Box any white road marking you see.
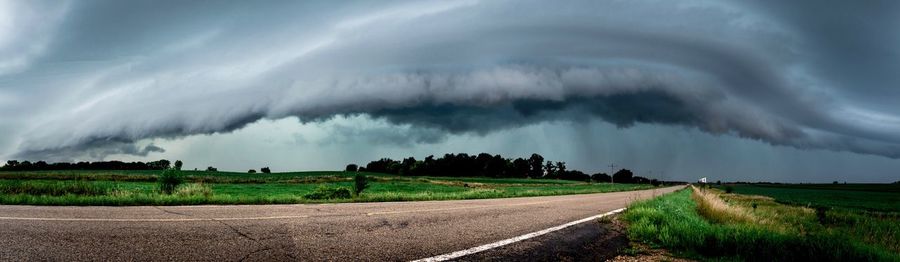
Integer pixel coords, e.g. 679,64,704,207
410,207,627,262
0,215,309,222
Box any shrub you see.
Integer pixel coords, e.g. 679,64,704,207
815,206,830,224
248,169,256,174
345,164,359,172
353,174,369,196
724,185,734,193
206,166,217,172
158,169,183,194
304,186,352,200
261,167,271,173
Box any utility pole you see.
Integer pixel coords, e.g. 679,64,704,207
609,164,617,183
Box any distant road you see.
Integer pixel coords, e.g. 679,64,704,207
0,186,682,261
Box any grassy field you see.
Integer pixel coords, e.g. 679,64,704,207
721,183,900,212
0,170,655,205
621,185,900,261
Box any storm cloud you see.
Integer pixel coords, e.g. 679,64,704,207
2,0,900,162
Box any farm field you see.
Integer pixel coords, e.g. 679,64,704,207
621,184,900,261
721,183,900,212
0,170,654,205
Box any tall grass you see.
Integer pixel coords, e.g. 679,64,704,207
175,183,212,197
0,180,112,196
623,188,899,261
828,209,900,253
692,186,758,224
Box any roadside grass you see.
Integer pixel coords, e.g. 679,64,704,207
622,187,899,261
0,172,657,205
692,187,758,224
175,183,212,197
0,180,114,196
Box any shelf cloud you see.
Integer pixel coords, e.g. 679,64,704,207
3,0,900,162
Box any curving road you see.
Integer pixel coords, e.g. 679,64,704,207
0,186,682,261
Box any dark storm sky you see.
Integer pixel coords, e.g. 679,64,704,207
1,0,899,182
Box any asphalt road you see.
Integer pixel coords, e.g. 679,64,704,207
0,186,682,261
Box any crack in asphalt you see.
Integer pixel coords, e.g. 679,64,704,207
211,219,279,261
153,206,190,217
157,205,277,261
158,205,278,261
214,219,257,242
237,246,272,262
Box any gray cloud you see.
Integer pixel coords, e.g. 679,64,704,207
3,0,900,162
316,121,447,147
15,142,165,161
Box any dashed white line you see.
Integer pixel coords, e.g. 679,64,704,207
410,207,627,262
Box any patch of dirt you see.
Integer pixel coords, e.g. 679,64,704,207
608,243,694,262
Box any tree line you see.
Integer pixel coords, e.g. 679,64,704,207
1,160,174,171
350,153,660,184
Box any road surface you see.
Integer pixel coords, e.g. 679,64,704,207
0,186,682,261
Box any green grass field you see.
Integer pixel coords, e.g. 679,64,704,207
0,170,654,205
722,184,900,212
622,185,900,261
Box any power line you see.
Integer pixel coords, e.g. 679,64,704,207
609,164,616,183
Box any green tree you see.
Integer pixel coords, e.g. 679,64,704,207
158,169,183,194
543,161,556,178
613,169,633,183
512,158,530,178
3,160,19,170
353,174,369,196
528,154,544,178
555,162,566,174
174,160,183,171
152,159,171,170
592,173,611,182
